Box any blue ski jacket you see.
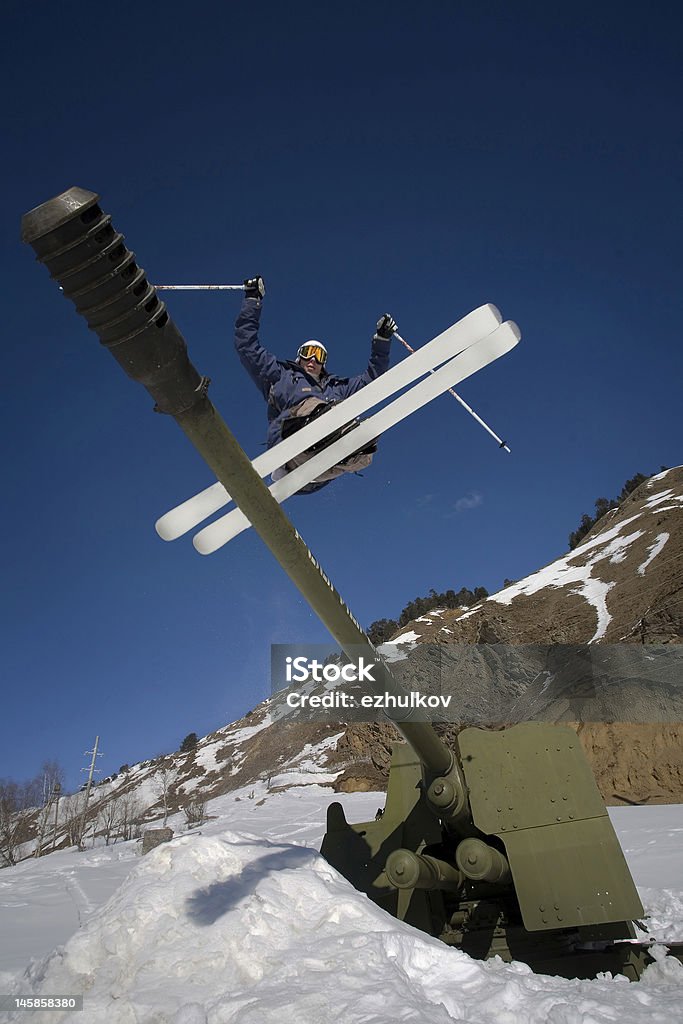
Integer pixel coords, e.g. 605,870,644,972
234,297,392,448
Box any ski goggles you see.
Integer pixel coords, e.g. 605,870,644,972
297,342,328,365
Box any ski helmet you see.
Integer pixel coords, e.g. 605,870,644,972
297,341,328,366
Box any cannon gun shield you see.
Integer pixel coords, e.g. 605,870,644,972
458,724,643,932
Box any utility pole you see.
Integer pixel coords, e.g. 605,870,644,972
78,736,103,847
51,782,61,851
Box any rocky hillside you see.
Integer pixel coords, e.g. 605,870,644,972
409,466,683,647
32,468,683,851
349,466,683,803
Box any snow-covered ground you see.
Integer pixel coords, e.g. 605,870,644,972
0,784,681,1023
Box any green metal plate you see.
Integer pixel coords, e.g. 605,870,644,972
459,723,605,833
501,816,643,930
459,724,643,930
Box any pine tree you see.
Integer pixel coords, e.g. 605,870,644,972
180,733,198,753
367,619,399,644
367,583,489,640
568,469,655,550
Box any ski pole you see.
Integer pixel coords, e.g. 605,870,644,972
393,331,511,453
58,283,246,294
154,284,245,291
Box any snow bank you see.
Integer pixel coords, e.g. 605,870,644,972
3,826,683,1024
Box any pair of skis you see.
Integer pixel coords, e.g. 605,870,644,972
156,304,520,554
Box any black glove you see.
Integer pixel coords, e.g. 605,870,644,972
374,313,397,341
244,276,266,300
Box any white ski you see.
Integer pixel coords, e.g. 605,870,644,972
155,304,502,541
193,320,520,554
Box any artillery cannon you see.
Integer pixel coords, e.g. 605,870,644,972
322,722,651,979
22,187,681,981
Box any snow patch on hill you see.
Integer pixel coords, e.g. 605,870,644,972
639,534,670,575
485,512,662,641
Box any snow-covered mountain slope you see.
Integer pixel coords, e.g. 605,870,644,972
403,466,683,647
361,467,683,805
41,724,347,853
1,784,682,1024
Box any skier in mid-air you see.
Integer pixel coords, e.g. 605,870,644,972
234,276,397,492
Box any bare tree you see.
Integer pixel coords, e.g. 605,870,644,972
154,763,177,827
0,779,36,867
64,790,89,848
116,793,145,842
184,797,206,828
97,795,120,847
33,761,65,857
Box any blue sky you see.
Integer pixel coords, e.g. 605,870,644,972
2,1,681,791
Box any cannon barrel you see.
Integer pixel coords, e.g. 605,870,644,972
21,186,456,780
385,849,464,891
455,838,511,884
